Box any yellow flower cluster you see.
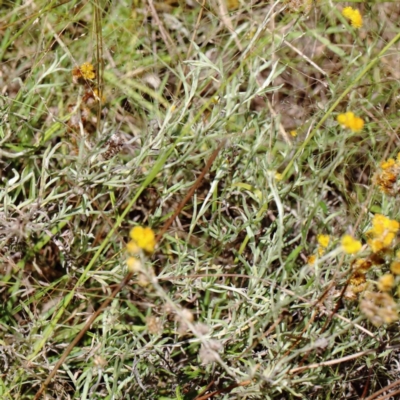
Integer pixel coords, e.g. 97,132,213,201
373,153,400,196
341,234,362,254
337,111,364,132
126,226,156,277
342,7,363,29
128,226,156,254
317,234,330,256
366,214,399,253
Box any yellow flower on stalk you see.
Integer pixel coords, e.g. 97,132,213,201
390,260,400,275
368,239,385,254
380,158,395,170
290,130,297,137
129,226,156,254
307,254,316,265
342,7,363,29
337,111,364,132
341,234,362,254
349,271,366,287
317,234,330,249
352,258,372,273
377,274,395,292
80,62,96,80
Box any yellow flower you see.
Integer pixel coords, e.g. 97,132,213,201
337,111,364,132
368,238,385,254
341,234,362,254
317,234,330,249
129,226,156,254
367,214,399,252
352,258,372,273
374,169,399,195
290,130,297,137
370,214,399,235
342,7,363,29
350,272,366,287
382,231,396,247
377,274,395,292
391,260,400,275
380,159,395,170
80,62,96,80
307,254,316,265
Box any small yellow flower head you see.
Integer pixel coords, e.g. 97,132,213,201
368,238,385,254
129,226,156,254
380,158,395,170
275,172,283,181
307,254,316,265
349,271,366,287
352,258,372,273
341,234,362,254
342,7,363,29
290,130,297,137
337,111,364,132
317,234,330,249
80,62,96,80
377,274,395,292
391,260,400,275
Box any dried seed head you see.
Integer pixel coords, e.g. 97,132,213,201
360,291,398,327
